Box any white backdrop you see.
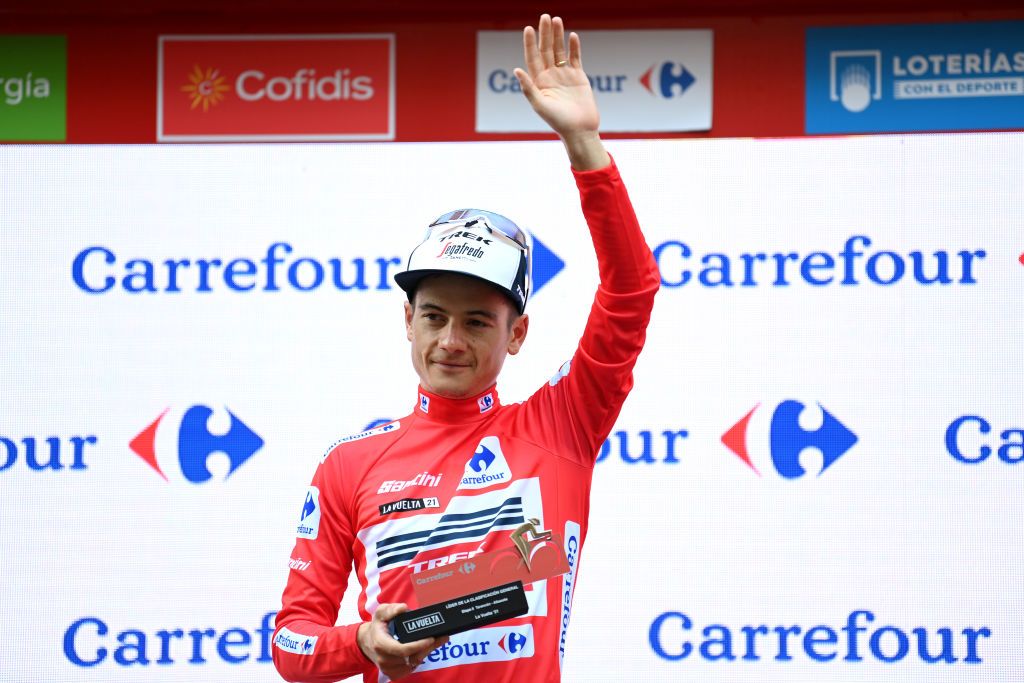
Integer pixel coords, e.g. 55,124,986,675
1,134,1022,682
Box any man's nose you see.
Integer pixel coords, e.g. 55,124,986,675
438,322,467,351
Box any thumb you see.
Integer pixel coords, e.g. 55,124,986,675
374,603,408,624
513,68,541,107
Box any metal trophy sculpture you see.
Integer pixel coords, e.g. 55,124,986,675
388,519,570,643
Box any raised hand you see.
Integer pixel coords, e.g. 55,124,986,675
513,14,610,170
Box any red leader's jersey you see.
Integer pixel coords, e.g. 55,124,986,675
273,159,660,683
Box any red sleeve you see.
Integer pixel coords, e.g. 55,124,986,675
272,452,371,682
521,157,660,463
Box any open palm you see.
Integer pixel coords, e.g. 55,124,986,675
514,15,599,136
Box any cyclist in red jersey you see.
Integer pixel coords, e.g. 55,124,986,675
273,13,660,682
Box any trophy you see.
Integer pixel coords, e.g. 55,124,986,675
388,518,570,643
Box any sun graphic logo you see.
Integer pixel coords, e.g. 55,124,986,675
181,65,230,112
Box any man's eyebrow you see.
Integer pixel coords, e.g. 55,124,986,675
466,309,498,320
418,302,498,320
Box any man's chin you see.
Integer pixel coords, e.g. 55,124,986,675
426,376,475,400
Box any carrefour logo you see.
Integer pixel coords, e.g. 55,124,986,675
945,414,1023,465
655,235,986,288
488,61,695,98
639,62,696,98
417,625,535,672
128,405,264,483
64,611,278,667
721,400,858,479
71,238,564,296
649,609,991,664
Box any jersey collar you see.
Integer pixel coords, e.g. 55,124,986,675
415,385,501,423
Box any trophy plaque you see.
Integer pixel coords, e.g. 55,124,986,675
389,518,570,643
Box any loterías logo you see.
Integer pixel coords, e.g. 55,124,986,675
129,405,264,483
721,400,858,479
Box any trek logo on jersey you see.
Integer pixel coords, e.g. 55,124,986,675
128,405,264,483
417,625,535,672
409,549,484,574
478,393,495,413
458,436,512,490
721,400,858,479
296,486,320,539
273,626,316,656
378,471,443,494
378,496,440,517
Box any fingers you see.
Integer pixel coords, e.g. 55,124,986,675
569,31,583,70
373,602,408,624
537,13,552,68
552,16,567,66
363,604,447,679
522,26,544,79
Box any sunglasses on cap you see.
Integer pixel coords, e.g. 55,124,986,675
428,209,530,250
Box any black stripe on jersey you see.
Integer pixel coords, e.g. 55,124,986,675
377,507,526,561
375,496,523,550
376,514,526,569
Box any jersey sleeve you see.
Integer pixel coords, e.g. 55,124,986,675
272,450,370,682
521,157,660,464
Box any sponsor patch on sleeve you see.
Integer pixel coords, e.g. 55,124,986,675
274,626,317,656
320,421,401,463
296,486,321,540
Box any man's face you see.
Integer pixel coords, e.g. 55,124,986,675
405,274,529,399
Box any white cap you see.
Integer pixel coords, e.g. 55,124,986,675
394,209,532,313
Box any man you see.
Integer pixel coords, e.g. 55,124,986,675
273,14,660,682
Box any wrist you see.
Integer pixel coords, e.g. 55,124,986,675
356,622,374,663
559,130,610,171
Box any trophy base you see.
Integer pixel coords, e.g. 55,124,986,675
388,581,528,643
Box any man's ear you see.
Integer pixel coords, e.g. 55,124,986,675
404,300,414,342
507,313,529,355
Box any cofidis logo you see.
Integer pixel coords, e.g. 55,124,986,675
158,34,394,141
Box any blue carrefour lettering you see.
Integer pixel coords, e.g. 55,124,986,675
64,612,277,668
652,236,986,289
648,610,989,664
946,415,991,463
649,612,693,661
0,435,95,473
65,617,108,666
488,69,521,93
72,246,116,293
596,429,688,464
946,415,1024,464
70,243,401,294
653,241,691,287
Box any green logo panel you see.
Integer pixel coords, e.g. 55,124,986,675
0,35,67,141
